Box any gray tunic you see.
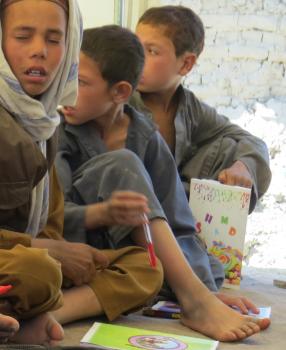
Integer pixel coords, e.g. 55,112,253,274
130,86,272,213
56,105,224,291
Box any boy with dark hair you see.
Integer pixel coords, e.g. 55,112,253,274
131,5,271,213
57,25,270,342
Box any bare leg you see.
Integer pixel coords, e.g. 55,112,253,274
11,313,64,346
133,219,270,342
52,285,103,324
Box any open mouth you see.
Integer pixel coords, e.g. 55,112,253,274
25,68,47,77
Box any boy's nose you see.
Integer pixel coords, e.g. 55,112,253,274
30,37,48,59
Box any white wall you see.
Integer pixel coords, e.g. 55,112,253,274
78,0,115,28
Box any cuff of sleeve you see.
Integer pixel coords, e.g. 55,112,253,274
63,202,87,243
0,230,32,249
235,157,258,213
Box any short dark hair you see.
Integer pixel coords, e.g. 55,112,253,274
138,5,205,57
81,25,145,90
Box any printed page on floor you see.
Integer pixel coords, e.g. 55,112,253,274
81,322,219,350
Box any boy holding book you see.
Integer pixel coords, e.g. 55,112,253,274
57,25,270,342
131,5,271,213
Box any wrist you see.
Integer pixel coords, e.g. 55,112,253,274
85,202,109,229
233,160,248,171
31,238,60,261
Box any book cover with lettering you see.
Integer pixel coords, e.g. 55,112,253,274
189,179,251,289
81,322,219,350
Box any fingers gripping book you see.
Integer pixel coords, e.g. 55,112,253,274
189,179,251,289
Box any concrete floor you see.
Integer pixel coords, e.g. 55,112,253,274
62,266,286,349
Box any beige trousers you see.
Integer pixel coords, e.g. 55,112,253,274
0,244,63,320
89,246,163,321
1,245,163,322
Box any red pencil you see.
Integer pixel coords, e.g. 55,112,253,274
0,285,12,295
143,214,156,268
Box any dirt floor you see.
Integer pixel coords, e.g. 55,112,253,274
62,265,286,349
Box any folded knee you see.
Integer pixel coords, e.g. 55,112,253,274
5,245,62,301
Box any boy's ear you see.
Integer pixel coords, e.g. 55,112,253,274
178,52,197,76
111,81,133,104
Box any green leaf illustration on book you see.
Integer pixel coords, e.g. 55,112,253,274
81,322,218,350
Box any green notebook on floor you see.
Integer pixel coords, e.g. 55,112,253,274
80,322,219,350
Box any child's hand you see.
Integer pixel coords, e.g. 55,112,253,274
218,160,253,188
104,191,150,226
215,292,259,315
32,239,109,286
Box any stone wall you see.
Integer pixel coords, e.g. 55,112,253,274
162,0,286,119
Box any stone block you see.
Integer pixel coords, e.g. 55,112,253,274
201,0,227,11
262,32,286,49
195,61,217,73
230,77,247,96
266,99,286,122
242,31,263,44
202,14,238,30
238,15,278,32
205,29,217,45
240,61,262,74
180,0,202,12
215,31,240,45
248,62,284,86
279,17,286,34
191,84,224,99
207,96,232,107
269,51,286,63
200,45,228,59
264,0,286,14
239,85,270,99
188,72,202,85
271,85,286,97
229,44,268,60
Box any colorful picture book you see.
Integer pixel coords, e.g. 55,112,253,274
142,301,271,320
80,322,219,350
189,179,251,289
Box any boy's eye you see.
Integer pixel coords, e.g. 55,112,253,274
147,48,158,56
15,36,29,41
78,79,87,86
47,35,62,44
48,39,61,44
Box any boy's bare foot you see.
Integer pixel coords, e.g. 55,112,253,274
180,293,270,342
11,313,64,346
0,314,19,343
